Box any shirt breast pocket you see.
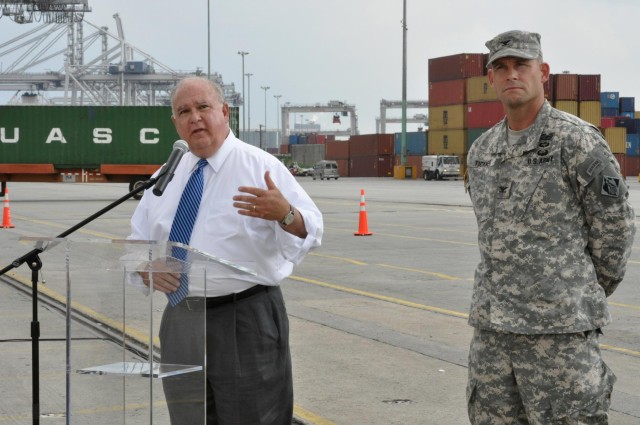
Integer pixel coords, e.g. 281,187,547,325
515,169,546,221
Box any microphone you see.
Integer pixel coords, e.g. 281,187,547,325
153,140,189,196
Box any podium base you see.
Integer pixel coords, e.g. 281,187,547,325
77,362,203,378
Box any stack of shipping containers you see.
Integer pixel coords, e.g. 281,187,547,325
599,91,640,176
325,139,350,177
393,131,428,171
348,134,395,177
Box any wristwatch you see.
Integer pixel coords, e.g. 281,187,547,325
280,205,295,226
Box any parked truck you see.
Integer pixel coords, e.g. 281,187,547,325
421,155,461,180
0,105,238,199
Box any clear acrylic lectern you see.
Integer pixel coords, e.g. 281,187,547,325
21,237,255,425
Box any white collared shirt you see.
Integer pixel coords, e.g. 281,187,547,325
128,131,323,297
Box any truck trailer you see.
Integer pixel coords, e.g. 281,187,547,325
0,105,239,198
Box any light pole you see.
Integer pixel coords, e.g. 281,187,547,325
237,51,249,136
245,73,253,134
261,86,270,148
274,94,282,147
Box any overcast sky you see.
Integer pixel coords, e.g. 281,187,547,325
1,0,639,135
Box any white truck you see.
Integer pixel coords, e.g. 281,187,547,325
421,155,461,180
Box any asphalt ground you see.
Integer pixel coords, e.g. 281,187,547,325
0,176,639,424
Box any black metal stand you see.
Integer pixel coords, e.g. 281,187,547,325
0,176,160,425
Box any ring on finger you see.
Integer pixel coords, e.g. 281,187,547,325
252,204,257,212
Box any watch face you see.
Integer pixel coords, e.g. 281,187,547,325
282,208,294,225
283,211,294,225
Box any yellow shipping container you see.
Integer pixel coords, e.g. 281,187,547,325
555,101,579,117
428,129,467,154
579,101,601,127
428,104,465,130
635,111,640,119
466,76,498,103
604,127,626,154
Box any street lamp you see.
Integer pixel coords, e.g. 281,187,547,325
274,94,282,147
237,51,249,136
245,73,253,134
261,86,270,148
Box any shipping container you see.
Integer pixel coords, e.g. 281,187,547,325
290,144,324,167
543,74,554,101
279,143,289,154
466,101,504,129
615,117,640,134
428,129,466,155
349,134,394,156
620,97,635,113
325,140,349,160
600,117,616,129
626,134,639,156
289,134,299,145
602,107,619,117
466,128,489,151
578,75,601,101
578,101,601,127
554,74,579,101
466,75,498,103
555,101,579,117
604,127,626,154
394,131,428,156
428,105,465,130
613,153,628,177
428,79,466,106
428,53,485,83
601,92,619,109
623,155,640,177
335,159,349,177
349,155,393,177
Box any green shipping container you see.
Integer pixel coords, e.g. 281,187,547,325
0,105,240,166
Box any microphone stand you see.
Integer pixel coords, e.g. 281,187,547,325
0,175,162,425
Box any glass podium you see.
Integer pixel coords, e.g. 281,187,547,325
21,237,255,425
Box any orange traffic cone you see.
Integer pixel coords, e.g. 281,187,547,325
354,189,372,236
1,188,15,228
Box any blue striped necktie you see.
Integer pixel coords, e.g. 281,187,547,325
166,158,208,306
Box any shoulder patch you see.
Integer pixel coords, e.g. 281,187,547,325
601,176,621,197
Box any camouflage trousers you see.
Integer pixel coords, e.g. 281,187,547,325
467,328,616,424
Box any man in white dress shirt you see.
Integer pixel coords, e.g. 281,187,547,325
129,76,323,424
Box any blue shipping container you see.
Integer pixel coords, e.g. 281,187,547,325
289,134,298,145
602,107,619,117
626,134,639,156
394,131,428,156
601,92,619,109
620,97,635,113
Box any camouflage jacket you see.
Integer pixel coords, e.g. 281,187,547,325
465,101,635,334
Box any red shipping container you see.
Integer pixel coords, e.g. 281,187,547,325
307,134,318,144
279,143,289,154
377,155,394,177
325,140,349,160
429,79,466,106
336,159,349,177
554,73,579,101
466,101,505,129
544,74,554,101
428,53,485,83
349,134,394,156
600,117,616,129
623,155,640,177
578,74,601,101
349,155,378,177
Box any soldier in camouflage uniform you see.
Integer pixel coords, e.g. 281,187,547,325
465,30,636,424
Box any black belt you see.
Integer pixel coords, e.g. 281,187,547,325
180,285,269,311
